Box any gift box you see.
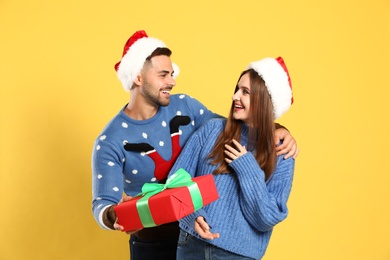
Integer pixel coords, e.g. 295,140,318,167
114,168,219,232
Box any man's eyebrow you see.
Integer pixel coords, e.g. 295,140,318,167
158,70,171,74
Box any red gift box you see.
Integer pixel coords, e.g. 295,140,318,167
114,170,219,232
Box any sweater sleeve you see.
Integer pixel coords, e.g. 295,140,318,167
229,153,295,232
91,138,124,230
181,94,222,131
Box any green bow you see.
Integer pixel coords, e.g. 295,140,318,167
136,168,203,228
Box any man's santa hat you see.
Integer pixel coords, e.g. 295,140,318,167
247,57,294,119
115,30,179,91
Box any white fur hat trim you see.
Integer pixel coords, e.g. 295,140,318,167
247,57,293,119
116,33,179,92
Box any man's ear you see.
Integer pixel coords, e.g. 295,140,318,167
133,74,142,86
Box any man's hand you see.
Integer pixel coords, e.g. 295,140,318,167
113,195,142,235
194,216,220,240
274,128,299,159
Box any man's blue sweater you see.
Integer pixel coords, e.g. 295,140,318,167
92,94,218,229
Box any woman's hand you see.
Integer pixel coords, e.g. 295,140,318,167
224,139,247,164
194,216,220,240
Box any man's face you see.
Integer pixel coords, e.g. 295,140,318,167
140,55,176,107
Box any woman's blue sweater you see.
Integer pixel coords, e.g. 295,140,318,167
169,118,295,259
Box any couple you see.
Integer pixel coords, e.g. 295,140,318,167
92,30,297,259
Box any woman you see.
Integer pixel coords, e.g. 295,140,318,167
168,57,295,259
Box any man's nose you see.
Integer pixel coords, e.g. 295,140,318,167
168,75,176,86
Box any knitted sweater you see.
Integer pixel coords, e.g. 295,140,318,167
92,94,219,229
169,118,295,259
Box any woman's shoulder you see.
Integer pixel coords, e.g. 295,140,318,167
276,153,295,166
273,154,295,178
193,118,226,137
204,118,226,129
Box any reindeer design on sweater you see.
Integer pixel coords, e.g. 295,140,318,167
123,115,191,182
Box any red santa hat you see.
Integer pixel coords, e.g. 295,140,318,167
115,30,179,91
247,57,294,119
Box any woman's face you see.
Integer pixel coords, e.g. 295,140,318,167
232,73,252,125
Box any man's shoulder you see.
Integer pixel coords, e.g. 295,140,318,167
171,93,188,98
170,93,205,104
95,109,130,138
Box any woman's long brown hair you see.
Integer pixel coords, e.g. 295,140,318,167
208,69,277,180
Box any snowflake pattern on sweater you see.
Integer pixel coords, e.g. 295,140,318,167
92,94,219,229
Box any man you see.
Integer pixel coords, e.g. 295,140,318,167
92,30,299,260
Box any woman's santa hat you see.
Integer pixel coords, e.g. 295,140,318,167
247,57,294,119
115,30,179,91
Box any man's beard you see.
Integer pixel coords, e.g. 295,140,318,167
142,81,170,107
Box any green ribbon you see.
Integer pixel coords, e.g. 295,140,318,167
135,168,203,228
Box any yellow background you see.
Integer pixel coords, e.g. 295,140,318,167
1,0,389,259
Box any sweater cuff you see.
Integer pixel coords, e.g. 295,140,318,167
230,153,265,179
100,205,117,230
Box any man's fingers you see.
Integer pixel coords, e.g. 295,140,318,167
276,143,290,155
283,148,295,159
122,195,133,202
113,222,124,231
277,144,299,159
292,148,300,159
